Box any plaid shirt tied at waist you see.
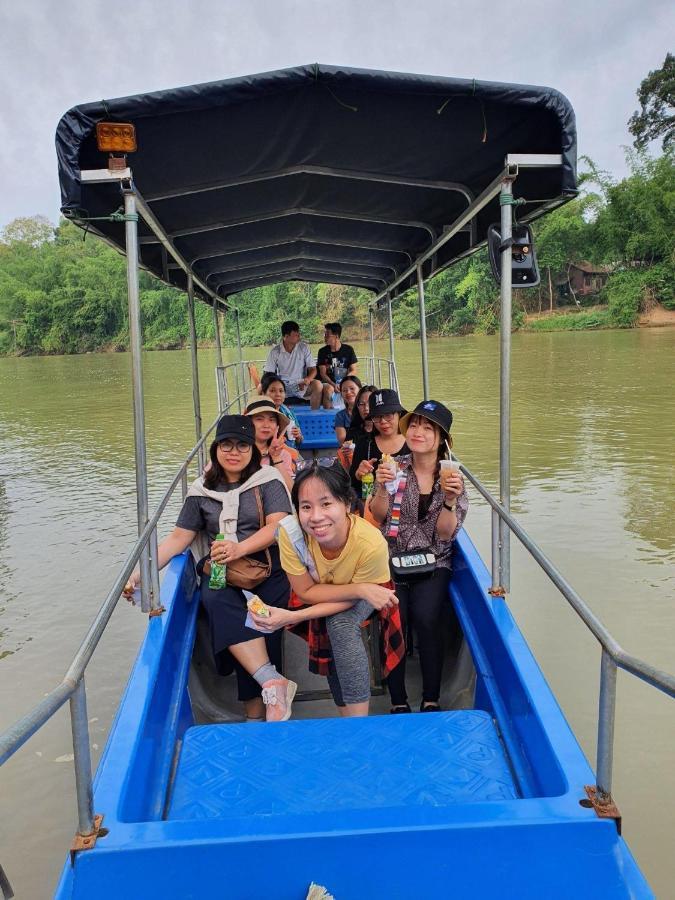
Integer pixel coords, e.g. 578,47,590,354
289,583,404,677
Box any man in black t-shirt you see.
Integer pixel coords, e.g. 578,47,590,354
317,323,358,400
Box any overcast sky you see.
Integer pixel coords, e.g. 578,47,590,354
0,0,672,227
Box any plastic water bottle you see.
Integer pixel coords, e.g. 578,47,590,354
209,533,227,589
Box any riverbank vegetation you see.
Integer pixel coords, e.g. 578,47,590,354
1,148,672,356
2,53,673,355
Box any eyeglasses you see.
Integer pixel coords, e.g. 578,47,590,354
218,440,251,453
371,412,395,422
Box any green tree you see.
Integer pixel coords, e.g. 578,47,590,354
629,52,675,151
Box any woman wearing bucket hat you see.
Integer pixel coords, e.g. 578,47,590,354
348,388,410,498
124,415,297,722
369,400,469,713
244,399,295,491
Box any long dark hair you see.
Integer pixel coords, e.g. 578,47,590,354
204,440,262,489
291,463,354,513
347,384,378,438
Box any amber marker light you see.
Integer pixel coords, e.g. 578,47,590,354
95,122,137,153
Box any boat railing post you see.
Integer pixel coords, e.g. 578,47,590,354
123,188,154,613
416,264,430,400
596,649,618,803
368,307,375,384
386,293,397,391
498,177,515,593
186,274,205,473
181,468,189,501
491,507,500,590
377,357,383,385
212,303,224,412
235,308,244,412
69,678,94,837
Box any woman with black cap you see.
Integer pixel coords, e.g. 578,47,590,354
348,388,410,497
369,400,469,713
124,414,296,723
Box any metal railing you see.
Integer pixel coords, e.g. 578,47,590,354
0,407,225,852
459,461,675,808
215,355,398,413
2,371,674,886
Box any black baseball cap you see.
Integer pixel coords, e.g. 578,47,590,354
367,388,406,418
399,400,453,439
214,415,256,445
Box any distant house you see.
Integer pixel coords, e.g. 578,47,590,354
555,262,612,302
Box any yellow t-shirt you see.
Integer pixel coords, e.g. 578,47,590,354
279,514,390,585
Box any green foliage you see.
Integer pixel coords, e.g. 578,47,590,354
0,143,673,356
526,310,611,331
629,52,675,151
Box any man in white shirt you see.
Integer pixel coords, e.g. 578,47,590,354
261,321,325,409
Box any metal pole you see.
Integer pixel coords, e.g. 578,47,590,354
123,190,154,614
69,679,94,836
212,304,224,411
235,309,244,412
596,650,618,801
386,294,397,390
498,179,514,592
186,275,205,473
368,308,375,384
416,264,430,400
491,508,500,590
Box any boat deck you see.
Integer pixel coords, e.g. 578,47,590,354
167,711,517,822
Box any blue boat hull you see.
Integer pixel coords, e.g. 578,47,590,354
55,531,652,899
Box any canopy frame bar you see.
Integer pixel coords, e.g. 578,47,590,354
213,266,386,291
78,169,230,313
144,164,475,204
204,253,400,281
140,207,437,243
188,238,415,267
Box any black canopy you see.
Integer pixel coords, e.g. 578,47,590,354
56,64,577,304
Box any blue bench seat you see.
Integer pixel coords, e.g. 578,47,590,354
167,711,517,822
292,408,339,450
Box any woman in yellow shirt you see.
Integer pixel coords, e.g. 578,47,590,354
251,464,398,716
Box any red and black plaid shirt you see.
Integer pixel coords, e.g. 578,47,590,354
289,581,404,677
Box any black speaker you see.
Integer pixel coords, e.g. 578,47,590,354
488,223,540,287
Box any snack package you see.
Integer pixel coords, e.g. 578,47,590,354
380,454,399,494
209,533,227,589
246,595,271,617
244,590,276,632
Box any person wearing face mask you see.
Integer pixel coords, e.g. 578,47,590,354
369,400,469,714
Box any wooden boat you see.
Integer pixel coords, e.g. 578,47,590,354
2,65,673,899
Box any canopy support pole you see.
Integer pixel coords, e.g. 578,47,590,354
123,189,160,611
498,177,515,592
212,304,224,411
187,275,205,473
386,293,397,391
416,264,430,400
235,309,244,412
368,308,375,384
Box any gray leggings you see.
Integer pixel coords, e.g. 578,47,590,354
325,599,374,706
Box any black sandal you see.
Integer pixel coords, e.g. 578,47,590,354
420,702,442,712
390,704,412,714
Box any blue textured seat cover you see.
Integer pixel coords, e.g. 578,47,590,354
167,710,517,822
293,408,338,450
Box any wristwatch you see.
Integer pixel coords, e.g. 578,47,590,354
271,458,283,465
443,501,457,512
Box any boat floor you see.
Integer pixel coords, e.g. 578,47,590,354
166,710,517,823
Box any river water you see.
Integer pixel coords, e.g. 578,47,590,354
1,329,674,897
